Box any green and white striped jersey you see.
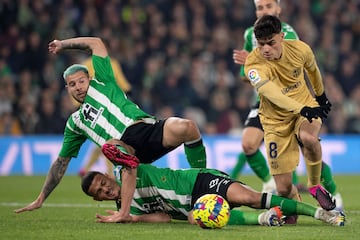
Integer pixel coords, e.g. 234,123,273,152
59,55,153,158
113,164,227,220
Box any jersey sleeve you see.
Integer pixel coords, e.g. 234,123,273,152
245,59,304,114
58,119,87,158
243,27,254,52
111,59,132,92
92,55,117,85
282,23,299,40
302,42,324,96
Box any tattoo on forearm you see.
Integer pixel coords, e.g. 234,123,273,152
42,157,70,199
62,43,92,54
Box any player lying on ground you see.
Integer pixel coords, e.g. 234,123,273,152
14,37,206,223
81,164,345,226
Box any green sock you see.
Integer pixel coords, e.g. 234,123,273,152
228,209,260,225
184,140,206,168
247,150,271,182
230,153,247,179
267,194,316,217
292,171,299,185
321,162,337,194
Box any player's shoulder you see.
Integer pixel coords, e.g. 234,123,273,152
67,109,81,124
244,26,254,37
281,22,296,31
281,22,299,40
246,48,265,65
284,39,311,52
138,164,155,171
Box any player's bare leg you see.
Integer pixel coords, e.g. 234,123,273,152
299,120,336,210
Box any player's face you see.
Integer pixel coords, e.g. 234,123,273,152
257,32,284,60
65,71,90,103
88,174,121,201
255,0,281,18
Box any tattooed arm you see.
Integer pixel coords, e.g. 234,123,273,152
14,156,71,213
48,37,108,58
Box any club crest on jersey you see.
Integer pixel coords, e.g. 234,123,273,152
292,68,301,78
248,69,261,84
82,103,104,128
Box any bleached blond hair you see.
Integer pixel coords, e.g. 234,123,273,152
254,0,280,4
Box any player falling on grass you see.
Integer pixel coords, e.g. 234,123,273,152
244,15,338,217
232,0,343,212
81,155,345,226
14,37,207,223
78,55,132,178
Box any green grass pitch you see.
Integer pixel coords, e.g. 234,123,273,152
1,174,359,240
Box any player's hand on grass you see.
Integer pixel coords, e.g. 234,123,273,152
96,210,133,223
14,199,43,213
300,106,328,123
233,49,249,65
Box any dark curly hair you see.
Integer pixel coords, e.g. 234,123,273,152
81,171,102,196
254,15,282,40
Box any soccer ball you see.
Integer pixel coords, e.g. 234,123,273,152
192,194,230,229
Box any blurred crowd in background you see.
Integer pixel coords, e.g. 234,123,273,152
0,0,359,136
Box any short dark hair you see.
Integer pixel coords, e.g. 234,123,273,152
81,171,102,196
254,15,282,40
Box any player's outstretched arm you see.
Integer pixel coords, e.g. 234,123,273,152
48,37,108,58
14,156,71,213
96,211,171,223
95,167,137,223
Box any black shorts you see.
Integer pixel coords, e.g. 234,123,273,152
191,172,240,209
244,102,263,131
120,119,176,163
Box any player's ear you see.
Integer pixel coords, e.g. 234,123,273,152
280,32,285,40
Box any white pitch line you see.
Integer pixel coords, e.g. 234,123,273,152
0,202,116,208
2,202,360,215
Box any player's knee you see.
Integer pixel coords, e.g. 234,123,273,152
276,184,292,198
180,119,199,137
167,117,200,140
242,141,258,155
301,134,320,150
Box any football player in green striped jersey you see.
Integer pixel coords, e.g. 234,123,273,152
14,37,207,223
81,163,345,226
231,0,342,212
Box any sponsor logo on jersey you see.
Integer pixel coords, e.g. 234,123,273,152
281,81,302,95
82,103,104,128
248,69,261,84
